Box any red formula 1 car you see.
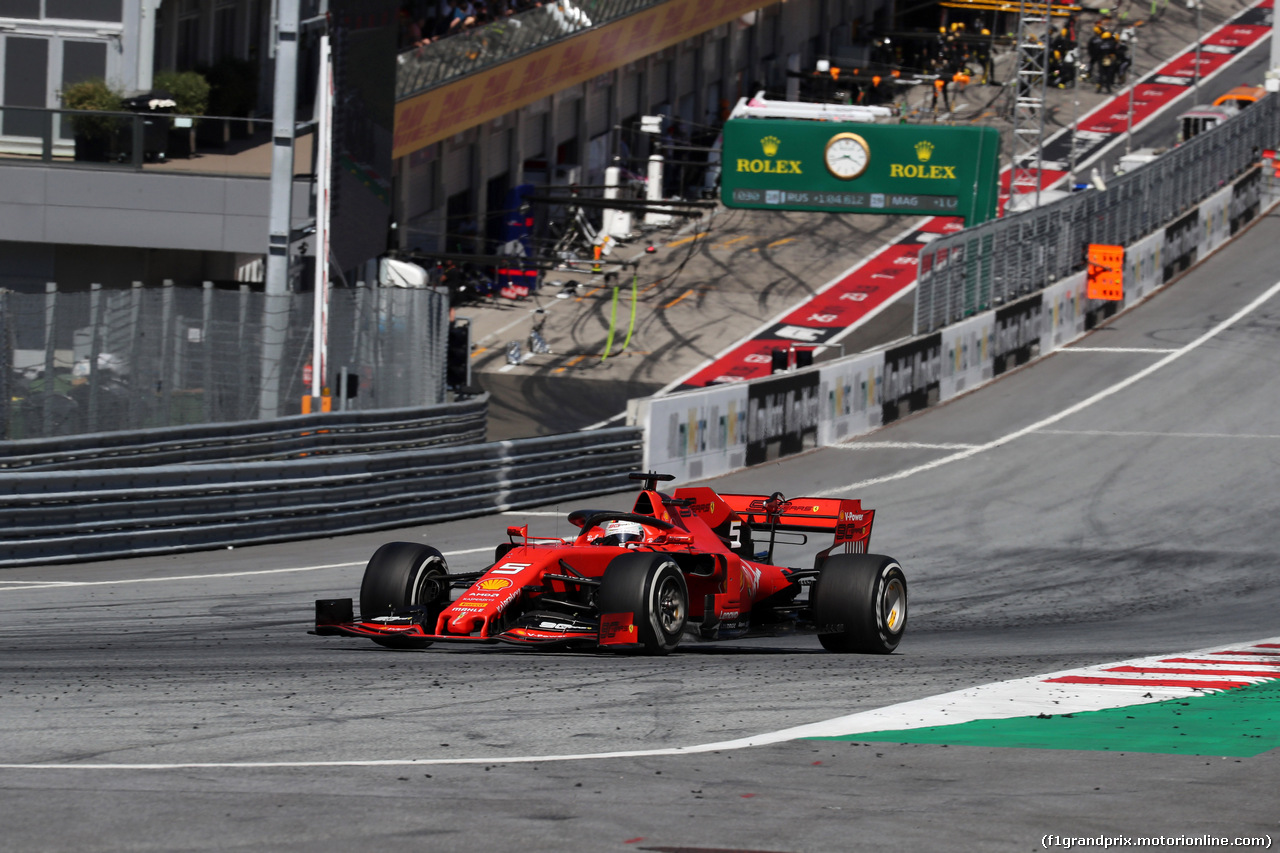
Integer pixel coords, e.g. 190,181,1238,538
313,473,907,655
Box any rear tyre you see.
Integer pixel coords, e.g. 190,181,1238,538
811,554,907,654
359,542,451,648
596,553,688,655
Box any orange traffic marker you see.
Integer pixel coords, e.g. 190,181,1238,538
1087,244,1124,301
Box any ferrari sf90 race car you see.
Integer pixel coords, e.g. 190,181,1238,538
313,473,907,655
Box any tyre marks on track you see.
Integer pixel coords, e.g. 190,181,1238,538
670,216,961,389
4,638,1277,770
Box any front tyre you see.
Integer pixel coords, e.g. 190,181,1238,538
597,553,688,655
811,554,907,654
359,542,451,648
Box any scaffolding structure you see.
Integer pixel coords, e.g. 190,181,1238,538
1008,2,1054,205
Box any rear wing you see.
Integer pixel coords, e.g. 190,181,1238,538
673,487,874,558
719,494,874,553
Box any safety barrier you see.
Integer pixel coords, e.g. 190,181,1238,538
0,426,642,567
914,94,1280,334
634,158,1278,482
0,398,488,471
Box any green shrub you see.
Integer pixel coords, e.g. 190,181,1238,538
62,78,123,111
154,70,210,116
61,78,123,138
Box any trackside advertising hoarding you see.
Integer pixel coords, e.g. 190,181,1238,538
642,383,750,483
1125,231,1164,305
1200,183,1233,257
721,120,1001,224
639,352,883,483
940,312,993,400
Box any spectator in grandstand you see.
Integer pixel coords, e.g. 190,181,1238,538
447,1,477,33
398,3,429,50
394,0,547,62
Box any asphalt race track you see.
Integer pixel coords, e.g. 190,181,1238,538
4,211,1280,850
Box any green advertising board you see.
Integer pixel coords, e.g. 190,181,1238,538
720,119,1001,224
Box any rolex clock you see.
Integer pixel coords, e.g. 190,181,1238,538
824,132,870,180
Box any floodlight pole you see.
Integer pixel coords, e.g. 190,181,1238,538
312,33,333,408
1069,87,1080,186
1126,37,1137,155
1273,2,1280,84
259,0,299,418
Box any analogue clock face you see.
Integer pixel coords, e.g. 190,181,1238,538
825,133,870,180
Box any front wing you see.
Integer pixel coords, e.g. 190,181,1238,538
312,598,643,650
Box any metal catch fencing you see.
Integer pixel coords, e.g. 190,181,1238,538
0,283,449,441
915,93,1280,334
0,426,643,567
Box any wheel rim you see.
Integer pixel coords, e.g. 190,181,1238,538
412,559,446,606
882,577,906,634
655,575,686,635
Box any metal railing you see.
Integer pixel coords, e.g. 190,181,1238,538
0,426,642,567
915,94,1280,333
397,0,660,100
0,107,274,177
1,283,449,440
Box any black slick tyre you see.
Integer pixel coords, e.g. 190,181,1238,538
811,553,907,654
596,553,688,655
359,542,451,648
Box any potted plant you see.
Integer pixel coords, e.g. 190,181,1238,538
61,78,123,162
153,70,209,158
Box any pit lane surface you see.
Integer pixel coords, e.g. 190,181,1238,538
4,215,1280,850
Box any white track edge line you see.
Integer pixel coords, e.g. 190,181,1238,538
815,276,1280,495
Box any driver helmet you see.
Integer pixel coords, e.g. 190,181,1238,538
603,519,646,545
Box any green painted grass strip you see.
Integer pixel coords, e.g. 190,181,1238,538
811,679,1280,757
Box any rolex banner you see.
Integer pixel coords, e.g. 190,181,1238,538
721,120,1000,224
